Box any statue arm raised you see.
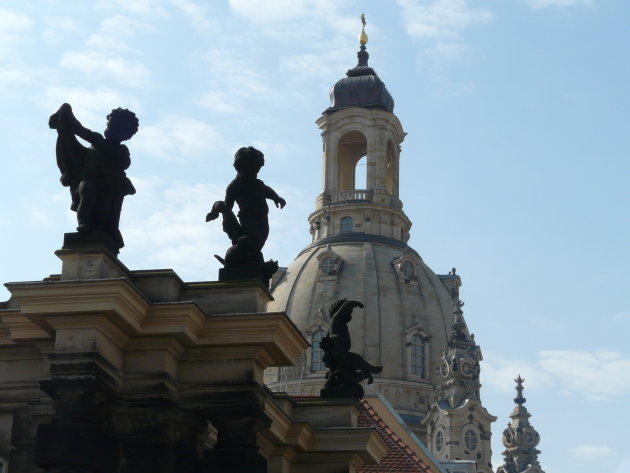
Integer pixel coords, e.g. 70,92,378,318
49,103,89,185
49,103,102,145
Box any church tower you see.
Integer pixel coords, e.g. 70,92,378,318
496,377,545,473
422,303,496,473
266,17,493,451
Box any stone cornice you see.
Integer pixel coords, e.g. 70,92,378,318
2,279,308,368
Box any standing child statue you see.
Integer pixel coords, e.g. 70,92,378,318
320,299,383,399
206,146,286,285
49,103,139,252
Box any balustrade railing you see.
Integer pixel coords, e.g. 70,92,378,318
330,189,372,203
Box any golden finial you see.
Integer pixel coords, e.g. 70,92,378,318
359,13,368,45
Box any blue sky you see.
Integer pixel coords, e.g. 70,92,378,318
0,1,628,472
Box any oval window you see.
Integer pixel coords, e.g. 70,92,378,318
435,430,444,452
464,429,478,451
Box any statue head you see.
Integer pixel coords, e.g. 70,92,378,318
105,108,139,143
233,146,265,178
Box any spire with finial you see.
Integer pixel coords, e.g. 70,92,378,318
497,377,545,473
355,13,370,69
514,375,526,405
359,13,368,45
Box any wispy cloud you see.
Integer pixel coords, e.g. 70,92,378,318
59,15,153,87
396,0,493,60
482,354,554,393
169,0,218,32
198,92,238,114
397,0,493,40
228,0,358,42
0,64,60,90
612,312,630,321
85,15,154,51
229,0,346,28
133,115,225,161
42,16,81,44
483,350,630,402
538,350,630,401
528,0,595,9
0,7,32,59
617,459,630,473
198,49,273,98
60,50,152,87
111,0,166,15
193,48,278,120
571,445,613,460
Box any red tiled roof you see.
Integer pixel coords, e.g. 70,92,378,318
356,399,436,473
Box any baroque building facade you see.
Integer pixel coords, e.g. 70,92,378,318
265,27,499,472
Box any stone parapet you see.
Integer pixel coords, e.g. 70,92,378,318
0,245,307,473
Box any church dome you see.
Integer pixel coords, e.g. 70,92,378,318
267,237,464,434
326,45,395,114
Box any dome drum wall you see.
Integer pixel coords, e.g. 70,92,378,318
308,204,411,243
266,240,462,440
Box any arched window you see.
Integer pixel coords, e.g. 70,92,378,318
354,155,367,189
401,260,415,279
410,334,426,377
386,139,395,193
310,330,326,371
337,131,367,191
340,217,353,233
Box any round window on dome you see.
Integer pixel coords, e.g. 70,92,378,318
435,430,444,453
321,257,338,275
464,429,478,451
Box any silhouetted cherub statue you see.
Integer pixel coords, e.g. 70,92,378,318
206,146,285,285
49,103,138,251
320,299,383,399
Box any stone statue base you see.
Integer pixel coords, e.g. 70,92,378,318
320,384,365,400
63,230,121,255
218,260,278,289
